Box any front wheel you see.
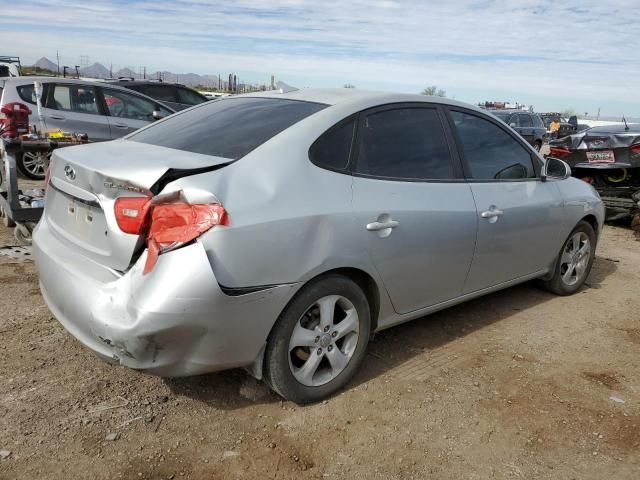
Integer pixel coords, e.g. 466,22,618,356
264,275,371,404
539,221,596,295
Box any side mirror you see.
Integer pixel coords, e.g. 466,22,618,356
542,157,571,181
152,110,167,121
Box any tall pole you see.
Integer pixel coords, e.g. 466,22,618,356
56,50,60,76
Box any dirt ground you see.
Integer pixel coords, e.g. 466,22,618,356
0,219,639,480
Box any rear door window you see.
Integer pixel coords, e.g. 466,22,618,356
353,107,454,180
48,84,100,115
451,110,536,180
129,97,327,159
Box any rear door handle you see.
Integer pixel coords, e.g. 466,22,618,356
480,207,504,221
112,123,129,129
366,220,399,231
49,115,65,120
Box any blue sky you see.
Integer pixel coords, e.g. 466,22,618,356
2,0,638,117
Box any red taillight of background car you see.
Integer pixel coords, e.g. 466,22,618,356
630,143,640,155
114,197,228,274
549,146,572,158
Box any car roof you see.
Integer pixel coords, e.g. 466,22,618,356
106,80,188,87
238,88,489,116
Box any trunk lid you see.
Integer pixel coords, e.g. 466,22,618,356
46,139,231,271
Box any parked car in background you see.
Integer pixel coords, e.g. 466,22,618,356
105,79,208,111
548,123,640,230
0,77,174,178
34,89,603,404
489,110,547,150
540,113,577,139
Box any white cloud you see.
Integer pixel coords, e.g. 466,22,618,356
2,0,639,114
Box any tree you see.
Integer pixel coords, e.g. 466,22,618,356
343,83,355,89
421,86,446,97
562,108,576,118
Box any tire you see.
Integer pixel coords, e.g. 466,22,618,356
17,151,49,180
539,221,596,295
264,274,371,404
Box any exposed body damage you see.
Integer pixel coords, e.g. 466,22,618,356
548,125,640,235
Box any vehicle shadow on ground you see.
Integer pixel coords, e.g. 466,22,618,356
165,256,617,409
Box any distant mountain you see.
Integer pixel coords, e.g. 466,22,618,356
79,62,110,78
29,57,260,90
34,57,58,72
114,67,137,79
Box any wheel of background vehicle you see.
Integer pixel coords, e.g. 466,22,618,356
264,274,371,404
538,221,596,296
14,223,34,245
534,140,542,151
17,151,49,180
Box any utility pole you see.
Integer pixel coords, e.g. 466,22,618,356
56,50,60,76
143,66,146,79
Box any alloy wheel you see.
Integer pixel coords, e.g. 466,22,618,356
21,152,49,178
288,295,359,387
559,232,591,286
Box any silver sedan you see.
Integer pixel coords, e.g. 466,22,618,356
33,89,604,403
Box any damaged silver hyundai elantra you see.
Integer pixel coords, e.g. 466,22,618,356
34,88,604,403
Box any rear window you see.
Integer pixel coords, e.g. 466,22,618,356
129,97,327,159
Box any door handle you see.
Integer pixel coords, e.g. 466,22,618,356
366,220,399,231
112,123,129,128
480,208,504,219
49,115,65,120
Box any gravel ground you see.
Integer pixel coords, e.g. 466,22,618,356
0,220,638,480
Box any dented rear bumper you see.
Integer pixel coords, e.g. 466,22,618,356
33,218,298,377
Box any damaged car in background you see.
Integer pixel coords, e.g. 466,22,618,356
34,89,603,404
549,122,640,235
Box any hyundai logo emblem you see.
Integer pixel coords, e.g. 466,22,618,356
64,165,76,180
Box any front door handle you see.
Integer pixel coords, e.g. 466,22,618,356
366,220,399,231
49,115,65,120
112,123,129,129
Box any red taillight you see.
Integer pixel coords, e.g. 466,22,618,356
114,197,228,274
631,143,640,154
549,146,572,158
114,197,151,234
143,203,228,274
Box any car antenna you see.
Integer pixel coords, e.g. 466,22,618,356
623,116,630,131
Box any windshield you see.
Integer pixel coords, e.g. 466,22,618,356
129,97,327,159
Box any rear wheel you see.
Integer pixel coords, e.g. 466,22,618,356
539,221,596,295
17,151,49,180
264,275,370,404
